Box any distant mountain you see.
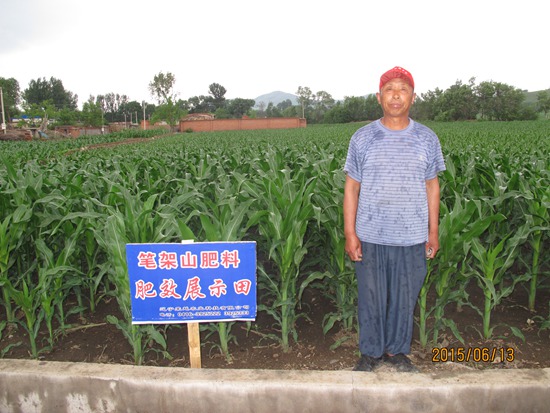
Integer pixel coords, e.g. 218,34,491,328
254,91,298,108
523,90,545,104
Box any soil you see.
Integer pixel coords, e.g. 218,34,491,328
2,136,549,373
2,283,549,373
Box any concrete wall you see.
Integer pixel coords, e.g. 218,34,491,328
140,120,172,131
179,117,307,133
1,360,549,413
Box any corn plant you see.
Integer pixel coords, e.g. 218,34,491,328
0,121,548,362
468,221,531,340
49,204,107,314
243,154,318,352
0,205,33,323
4,276,43,357
417,196,506,347
93,172,199,364
195,171,259,361
94,211,167,365
35,235,85,342
520,179,550,311
303,165,357,349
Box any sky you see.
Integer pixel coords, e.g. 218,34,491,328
1,0,548,108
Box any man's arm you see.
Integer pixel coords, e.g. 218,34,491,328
425,177,441,258
344,175,362,261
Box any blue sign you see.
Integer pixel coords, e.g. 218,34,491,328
126,242,256,324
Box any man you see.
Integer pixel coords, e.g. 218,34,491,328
344,66,445,372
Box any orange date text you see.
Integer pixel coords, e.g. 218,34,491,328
431,347,515,363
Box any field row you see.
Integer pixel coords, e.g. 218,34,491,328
0,121,548,363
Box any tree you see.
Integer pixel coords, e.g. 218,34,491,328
151,98,186,130
322,95,382,124
475,81,525,121
23,77,77,110
0,77,21,121
80,96,103,127
364,94,383,120
97,93,130,122
345,96,368,122
296,86,313,118
56,108,77,126
50,78,77,110
310,91,335,123
411,88,443,121
122,101,144,124
226,98,255,118
436,78,477,121
187,95,214,113
537,89,550,118
148,71,176,105
277,99,293,111
265,102,282,118
323,102,348,123
208,83,227,110
282,105,299,118
21,99,57,127
256,101,266,117
214,107,230,119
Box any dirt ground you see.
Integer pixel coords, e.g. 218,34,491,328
2,136,549,372
2,282,549,373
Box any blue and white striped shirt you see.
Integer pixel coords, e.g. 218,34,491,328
344,119,445,246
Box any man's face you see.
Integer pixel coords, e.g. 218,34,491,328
376,78,415,118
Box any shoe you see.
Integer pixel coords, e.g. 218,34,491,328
353,355,382,372
383,353,420,373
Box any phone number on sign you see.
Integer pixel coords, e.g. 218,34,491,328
432,347,515,363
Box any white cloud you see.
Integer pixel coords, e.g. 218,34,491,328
1,0,548,108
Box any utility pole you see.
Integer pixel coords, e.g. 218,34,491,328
0,87,6,134
143,101,147,130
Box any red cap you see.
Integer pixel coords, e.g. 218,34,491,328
379,66,414,90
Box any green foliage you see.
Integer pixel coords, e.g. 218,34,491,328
323,95,381,123
226,98,256,118
208,83,227,111
0,77,21,120
150,99,187,128
148,71,176,105
536,90,550,118
23,76,77,110
414,80,539,122
80,98,103,127
0,121,548,363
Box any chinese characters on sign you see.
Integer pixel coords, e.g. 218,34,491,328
126,242,256,324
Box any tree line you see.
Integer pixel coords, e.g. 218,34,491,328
0,73,257,129
294,79,550,124
1,72,549,130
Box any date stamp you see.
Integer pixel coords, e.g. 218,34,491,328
432,347,515,363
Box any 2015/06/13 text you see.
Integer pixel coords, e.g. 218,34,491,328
432,347,515,363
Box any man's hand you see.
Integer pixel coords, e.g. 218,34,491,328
425,177,441,260
344,175,362,261
425,234,439,259
345,233,363,262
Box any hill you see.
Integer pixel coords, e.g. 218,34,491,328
524,90,544,104
252,89,546,108
254,91,298,108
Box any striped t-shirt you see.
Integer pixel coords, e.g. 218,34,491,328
344,119,446,246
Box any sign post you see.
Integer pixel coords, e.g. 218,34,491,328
126,241,257,368
187,322,201,368
0,87,6,134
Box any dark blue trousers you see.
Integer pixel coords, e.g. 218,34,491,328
355,242,427,358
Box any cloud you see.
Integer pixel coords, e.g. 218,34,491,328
1,0,549,109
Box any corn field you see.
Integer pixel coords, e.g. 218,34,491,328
0,122,549,364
